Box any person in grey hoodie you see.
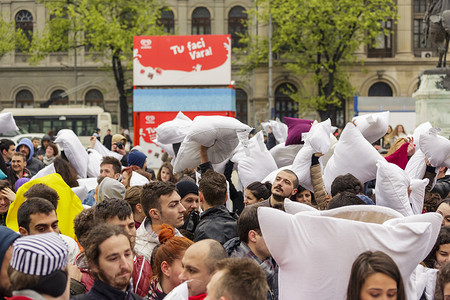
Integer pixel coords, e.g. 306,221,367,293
15,138,44,177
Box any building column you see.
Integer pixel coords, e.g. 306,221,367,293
396,0,414,57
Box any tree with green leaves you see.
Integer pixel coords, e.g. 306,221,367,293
0,17,29,59
29,0,165,128
242,0,398,122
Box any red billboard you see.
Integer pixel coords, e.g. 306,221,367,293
133,35,231,86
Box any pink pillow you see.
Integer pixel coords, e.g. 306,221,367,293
284,117,313,146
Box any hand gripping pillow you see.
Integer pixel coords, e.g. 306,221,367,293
352,111,390,144
0,112,19,133
284,117,313,146
323,122,384,194
409,178,429,215
413,121,433,147
269,143,303,168
231,131,278,189
173,116,252,172
375,159,413,217
261,118,289,143
55,129,89,178
156,111,192,144
258,206,442,300
419,127,450,168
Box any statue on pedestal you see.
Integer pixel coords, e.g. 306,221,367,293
424,0,450,67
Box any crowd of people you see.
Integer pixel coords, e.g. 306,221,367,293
0,117,449,300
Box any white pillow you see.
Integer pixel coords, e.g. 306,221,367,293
212,159,229,174
291,143,315,191
323,123,384,194
156,111,192,144
319,134,338,169
413,122,433,147
173,116,252,172
87,149,103,178
0,112,19,133
409,178,429,215
31,163,56,180
55,129,89,178
130,171,150,187
231,131,278,189
262,118,288,143
419,127,450,168
352,111,390,144
405,149,427,180
269,143,303,168
152,139,176,158
71,185,88,202
375,159,413,217
284,198,318,214
307,118,332,154
77,178,98,192
93,139,123,161
258,206,442,300
261,165,293,184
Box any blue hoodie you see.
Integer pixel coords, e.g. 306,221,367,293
16,138,34,162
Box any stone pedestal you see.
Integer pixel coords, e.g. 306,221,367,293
413,69,450,138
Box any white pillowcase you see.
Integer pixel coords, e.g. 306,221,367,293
72,185,88,203
173,116,252,172
156,111,192,144
306,119,332,154
0,112,19,133
77,178,98,192
31,163,56,180
152,139,176,158
87,149,103,178
269,143,303,168
231,131,278,189
352,111,390,144
375,159,413,217
413,122,432,147
419,128,450,168
261,118,288,143
130,171,150,187
409,178,429,215
258,205,442,300
93,139,123,161
261,165,293,184
55,129,89,178
323,123,384,194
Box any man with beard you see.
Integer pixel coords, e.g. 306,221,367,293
0,226,20,300
74,224,144,300
176,180,200,236
258,169,298,211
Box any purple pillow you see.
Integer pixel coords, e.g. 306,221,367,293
284,117,313,146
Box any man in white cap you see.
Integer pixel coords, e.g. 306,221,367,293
7,232,70,300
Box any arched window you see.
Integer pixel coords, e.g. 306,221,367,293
228,6,248,48
15,10,33,51
192,7,211,35
160,9,175,34
235,88,248,124
15,89,34,108
368,82,393,96
50,89,69,105
275,83,298,121
85,89,104,107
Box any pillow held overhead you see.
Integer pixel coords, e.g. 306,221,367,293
419,127,450,168
0,112,19,133
156,111,192,144
55,129,89,178
284,117,313,146
352,111,390,144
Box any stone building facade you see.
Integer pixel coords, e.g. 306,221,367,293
0,0,439,131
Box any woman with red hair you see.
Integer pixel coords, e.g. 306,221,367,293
148,224,193,300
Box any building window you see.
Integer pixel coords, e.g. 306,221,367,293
15,10,33,52
368,82,393,96
160,9,175,34
368,20,393,58
15,89,34,108
85,89,104,107
275,83,298,121
413,0,432,55
50,89,69,105
228,6,248,49
192,7,211,35
235,88,248,124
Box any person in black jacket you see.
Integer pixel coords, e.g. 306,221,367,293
73,224,144,300
103,129,112,150
194,169,238,245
